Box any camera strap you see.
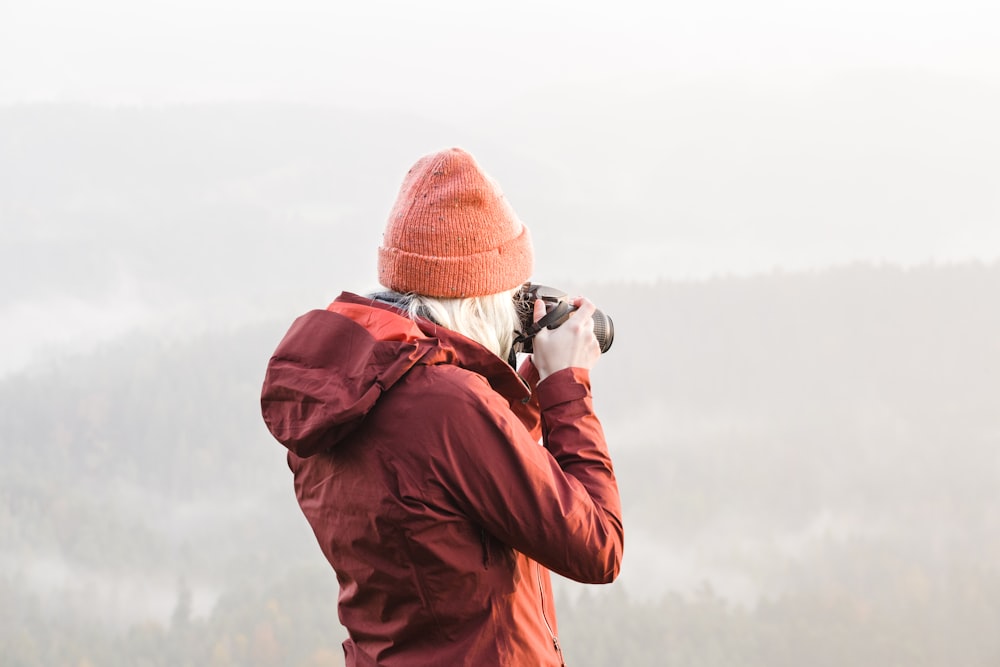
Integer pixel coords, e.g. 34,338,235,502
513,301,574,347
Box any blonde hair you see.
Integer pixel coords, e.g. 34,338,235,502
393,288,521,361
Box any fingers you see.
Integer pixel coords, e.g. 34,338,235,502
534,297,596,333
569,297,596,321
530,296,601,381
533,297,547,324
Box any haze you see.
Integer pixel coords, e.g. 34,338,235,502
1,1,999,665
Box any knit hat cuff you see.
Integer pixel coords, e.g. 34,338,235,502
378,224,532,298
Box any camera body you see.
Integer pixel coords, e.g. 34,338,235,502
513,283,614,354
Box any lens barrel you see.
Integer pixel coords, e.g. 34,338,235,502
592,309,614,353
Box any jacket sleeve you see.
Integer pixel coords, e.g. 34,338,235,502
429,366,623,584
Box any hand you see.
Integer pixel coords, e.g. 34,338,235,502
530,297,601,381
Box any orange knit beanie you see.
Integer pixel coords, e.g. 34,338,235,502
378,147,533,298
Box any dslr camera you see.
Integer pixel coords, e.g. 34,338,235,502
513,283,614,355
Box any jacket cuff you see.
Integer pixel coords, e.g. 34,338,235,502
536,367,591,410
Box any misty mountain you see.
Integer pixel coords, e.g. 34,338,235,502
2,261,999,664
3,260,998,585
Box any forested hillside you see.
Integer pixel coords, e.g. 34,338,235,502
2,262,998,666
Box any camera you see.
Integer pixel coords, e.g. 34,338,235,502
513,283,614,354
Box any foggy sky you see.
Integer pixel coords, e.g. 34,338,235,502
3,0,999,276
4,0,1000,108
0,0,1000,273
2,0,1000,374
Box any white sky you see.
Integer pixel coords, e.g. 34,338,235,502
1,0,999,371
3,0,999,112
2,0,999,285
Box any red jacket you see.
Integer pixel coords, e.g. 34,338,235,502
261,292,623,666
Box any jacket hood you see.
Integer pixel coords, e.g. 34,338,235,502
261,292,530,458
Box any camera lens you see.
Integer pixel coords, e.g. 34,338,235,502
592,309,614,353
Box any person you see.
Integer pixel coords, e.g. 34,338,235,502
260,147,623,666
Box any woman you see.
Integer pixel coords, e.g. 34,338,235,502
261,147,623,666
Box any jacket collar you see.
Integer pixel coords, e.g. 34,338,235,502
331,292,531,403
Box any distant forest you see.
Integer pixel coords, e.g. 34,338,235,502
2,261,999,666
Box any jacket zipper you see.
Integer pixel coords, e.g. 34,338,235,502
535,561,566,666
